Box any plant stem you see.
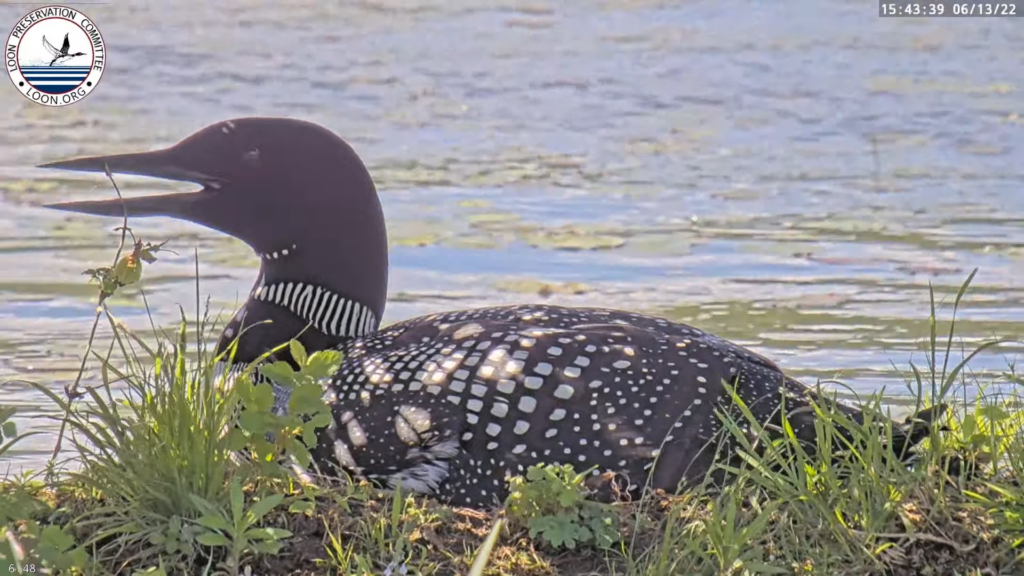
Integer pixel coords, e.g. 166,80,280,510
48,165,132,464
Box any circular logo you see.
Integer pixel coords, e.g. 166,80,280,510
6,5,105,107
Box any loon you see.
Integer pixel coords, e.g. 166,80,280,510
44,33,87,66
39,118,939,508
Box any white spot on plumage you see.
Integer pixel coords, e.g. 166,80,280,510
333,440,358,470
554,384,574,400
518,397,537,413
497,379,516,394
345,418,368,447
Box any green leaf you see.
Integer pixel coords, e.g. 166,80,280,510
290,382,325,413
1,421,16,440
226,428,249,451
250,540,283,554
289,442,313,467
961,414,978,437
0,406,18,422
557,488,582,508
196,532,232,547
290,340,309,367
138,248,159,263
288,500,315,515
230,479,245,527
65,547,88,570
251,437,277,459
112,253,143,286
251,382,277,411
197,515,233,533
301,422,320,448
260,362,297,387
239,410,271,435
39,524,75,552
245,493,284,524
245,527,293,541
304,350,344,380
189,494,221,518
980,405,1010,423
308,412,332,428
469,518,504,576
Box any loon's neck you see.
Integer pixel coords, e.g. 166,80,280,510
250,240,386,338
250,273,379,340
214,242,384,366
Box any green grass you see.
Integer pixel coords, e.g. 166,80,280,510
2,223,1023,574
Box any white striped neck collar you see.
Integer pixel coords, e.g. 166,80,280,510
251,276,378,339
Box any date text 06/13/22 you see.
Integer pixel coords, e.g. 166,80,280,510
879,1,1021,16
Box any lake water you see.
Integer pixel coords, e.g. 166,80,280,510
1,1,1022,472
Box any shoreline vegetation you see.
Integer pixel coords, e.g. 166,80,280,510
2,193,1023,575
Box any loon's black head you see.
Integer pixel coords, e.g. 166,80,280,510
40,117,389,320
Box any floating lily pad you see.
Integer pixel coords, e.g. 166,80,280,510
442,235,507,250
392,233,445,247
798,218,888,234
494,278,590,297
524,230,627,251
467,212,522,229
624,233,694,256
390,219,454,248
959,143,1006,156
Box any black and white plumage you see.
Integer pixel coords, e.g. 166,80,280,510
315,304,839,507
39,117,934,509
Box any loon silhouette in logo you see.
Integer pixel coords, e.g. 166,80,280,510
44,33,87,66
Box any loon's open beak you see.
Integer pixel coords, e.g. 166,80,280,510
38,148,225,220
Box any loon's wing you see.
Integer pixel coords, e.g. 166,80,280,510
42,36,61,57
